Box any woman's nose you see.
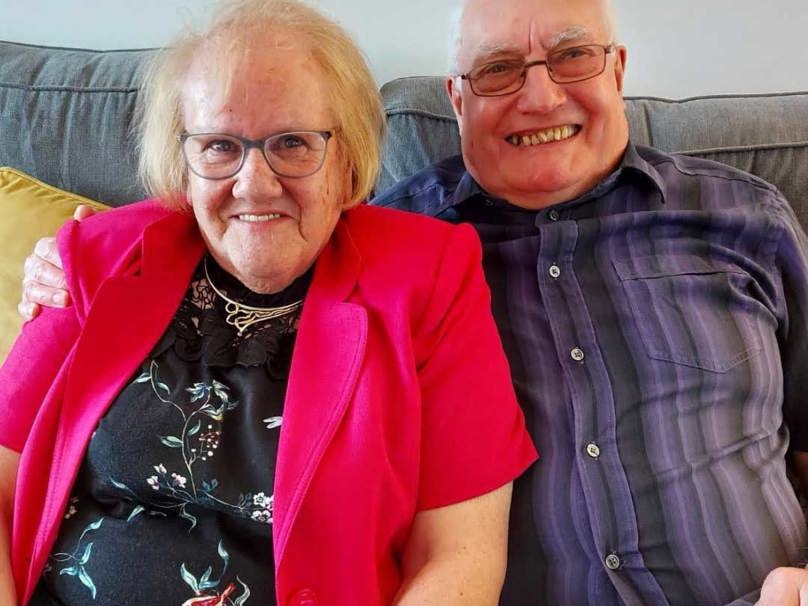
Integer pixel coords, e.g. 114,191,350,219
232,148,284,199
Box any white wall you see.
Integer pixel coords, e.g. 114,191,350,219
1,0,806,98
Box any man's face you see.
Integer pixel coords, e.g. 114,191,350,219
448,0,629,209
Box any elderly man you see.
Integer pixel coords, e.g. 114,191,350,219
18,0,808,604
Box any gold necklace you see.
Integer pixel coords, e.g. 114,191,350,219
203,257,303,336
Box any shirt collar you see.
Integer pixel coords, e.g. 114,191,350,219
442,141,667,214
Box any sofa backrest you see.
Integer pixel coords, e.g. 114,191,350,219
0,41,151,206
3,40,808,230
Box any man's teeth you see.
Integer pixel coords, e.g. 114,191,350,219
507,125,577,146
238,213,282,222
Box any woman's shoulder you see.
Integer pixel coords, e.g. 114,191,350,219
57,199,196,306
58,199,191,258
343,204,479,258
337,204,483,304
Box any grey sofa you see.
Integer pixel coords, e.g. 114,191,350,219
2,39,808,230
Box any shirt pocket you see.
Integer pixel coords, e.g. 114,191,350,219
613,254,763,373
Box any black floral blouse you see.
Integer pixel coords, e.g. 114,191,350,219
30,256,312,606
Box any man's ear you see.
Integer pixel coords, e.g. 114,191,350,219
446,76,464,131
613,45,627,95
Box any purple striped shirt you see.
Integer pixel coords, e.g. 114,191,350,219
373,143,808,606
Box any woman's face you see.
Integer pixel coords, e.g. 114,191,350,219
182,44,351,293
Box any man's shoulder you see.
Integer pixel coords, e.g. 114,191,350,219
371,155,468,216
636,144,785,207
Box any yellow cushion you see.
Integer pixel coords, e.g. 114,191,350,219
0,167,109,364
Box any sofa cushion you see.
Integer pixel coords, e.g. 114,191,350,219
379,77,808,229
0,167,109,364
0,40,152,207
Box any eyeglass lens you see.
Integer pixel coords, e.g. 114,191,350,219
470,44,609,95
182,131,329,179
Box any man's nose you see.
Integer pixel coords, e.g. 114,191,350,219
515,63,567,113
232,148,284,198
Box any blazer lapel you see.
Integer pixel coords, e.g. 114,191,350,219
34,211,205,557
273,216,368,567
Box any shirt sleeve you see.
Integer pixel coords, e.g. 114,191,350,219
776,199,808,450
413,223,537,511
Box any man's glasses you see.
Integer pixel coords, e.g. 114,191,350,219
178,130,335,180
459,43,615,97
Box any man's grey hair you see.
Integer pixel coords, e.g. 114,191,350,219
447,0,618,74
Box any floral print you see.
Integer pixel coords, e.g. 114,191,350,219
35,259,297,605
43,515,104,599
180,541,251,606
124,361,274,530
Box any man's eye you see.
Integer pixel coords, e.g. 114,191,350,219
479,61,518,76
556,46,595,61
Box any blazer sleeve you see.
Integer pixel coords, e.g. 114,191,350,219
413,223,537,511
0,222,83,452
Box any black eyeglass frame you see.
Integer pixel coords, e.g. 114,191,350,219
177,130,335,180
459,43,616,97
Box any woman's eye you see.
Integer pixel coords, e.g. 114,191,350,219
279,135,305,149
206,139,238,153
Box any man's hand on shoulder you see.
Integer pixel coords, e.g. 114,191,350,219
18,204,96,320
756,567,808,605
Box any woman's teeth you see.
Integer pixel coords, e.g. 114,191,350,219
238,213,282,222
507,125,578,146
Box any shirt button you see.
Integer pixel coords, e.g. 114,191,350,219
570,347,585,362
548,209,560,221
485,199,494,207
586,442,601,459
604,553,622,570
548,264,561,279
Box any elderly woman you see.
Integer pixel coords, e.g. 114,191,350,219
0,1,536,605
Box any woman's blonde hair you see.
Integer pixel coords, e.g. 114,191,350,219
137,0,384,209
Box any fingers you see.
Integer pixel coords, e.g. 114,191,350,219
20,247,71,318
32,236,63,270
17,299,40,322
756,567,808,606
73,204,97,221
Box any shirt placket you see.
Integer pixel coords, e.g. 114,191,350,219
536,210,668,606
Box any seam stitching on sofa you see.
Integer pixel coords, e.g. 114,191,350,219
624,91,808,103
384,109,456,121
0,83,140,94
678,141,808,155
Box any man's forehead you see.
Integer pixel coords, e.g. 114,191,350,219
459,0,608,62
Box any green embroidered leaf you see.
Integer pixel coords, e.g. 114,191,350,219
133,373,151,384
59,566,78,577
179,505,198,532
108,477,129,491
127,505,145,522
217,540,230,567
85,518,104,533
77,566,97,599
187,419,202,437
78,542,94,565
160,435,184,448
199,565,213,584
234,577,252,606
180,563,199,593
156,381,171,395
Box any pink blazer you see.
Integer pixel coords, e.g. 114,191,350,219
0,200,537,606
